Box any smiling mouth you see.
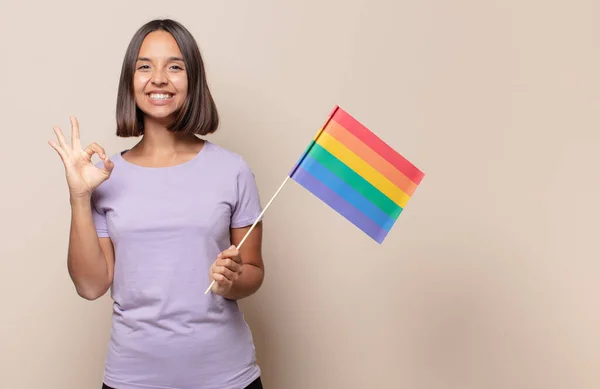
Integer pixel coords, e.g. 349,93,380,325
148,93,174,100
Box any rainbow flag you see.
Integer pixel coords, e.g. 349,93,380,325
289,106,425,243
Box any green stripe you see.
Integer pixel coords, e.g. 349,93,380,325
307,143,403,218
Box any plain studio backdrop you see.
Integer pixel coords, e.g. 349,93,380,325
1,1,599,388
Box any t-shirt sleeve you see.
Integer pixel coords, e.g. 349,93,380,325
231,159,263,228
91,195,110,238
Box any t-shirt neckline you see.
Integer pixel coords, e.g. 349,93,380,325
116,140,210,170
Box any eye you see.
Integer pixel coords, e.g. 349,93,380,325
170,65,184,70
137,64,150,70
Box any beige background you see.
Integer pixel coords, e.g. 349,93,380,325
1,0,599,388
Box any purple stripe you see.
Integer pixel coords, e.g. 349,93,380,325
291,166,389,244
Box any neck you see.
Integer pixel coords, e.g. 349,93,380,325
138,116,197,153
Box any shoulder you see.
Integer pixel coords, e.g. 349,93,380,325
203,141,255,176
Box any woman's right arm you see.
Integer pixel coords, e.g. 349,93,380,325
49,116,115,300
68,197,115,300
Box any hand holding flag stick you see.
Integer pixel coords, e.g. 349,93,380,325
205,105,425,295
204,176,292,295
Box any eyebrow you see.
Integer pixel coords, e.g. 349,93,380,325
136,56,184,62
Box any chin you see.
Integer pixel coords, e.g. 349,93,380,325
147,108,177,118
137,103,179,119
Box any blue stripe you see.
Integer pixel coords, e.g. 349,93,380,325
299,154,397,232
291,167,389,243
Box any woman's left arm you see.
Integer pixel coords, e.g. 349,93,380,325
210,159,265,300
212,222,264,300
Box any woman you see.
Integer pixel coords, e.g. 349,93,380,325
48,19,265,389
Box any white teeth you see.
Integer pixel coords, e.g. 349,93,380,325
149,93,173,100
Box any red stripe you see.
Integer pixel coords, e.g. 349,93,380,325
330,107,425,185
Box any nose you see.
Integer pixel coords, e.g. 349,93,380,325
151,68,168,85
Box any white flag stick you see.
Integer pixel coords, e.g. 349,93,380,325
204,175,292,295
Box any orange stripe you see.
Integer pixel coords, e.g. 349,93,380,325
324,119,418,196
332,107,425,184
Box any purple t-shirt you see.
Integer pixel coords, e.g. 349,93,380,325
90,140,263,389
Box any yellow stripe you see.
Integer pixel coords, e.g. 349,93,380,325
316,132,411,208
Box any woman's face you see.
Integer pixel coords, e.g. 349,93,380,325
133,30,188,123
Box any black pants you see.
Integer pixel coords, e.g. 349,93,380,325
102,376,263,389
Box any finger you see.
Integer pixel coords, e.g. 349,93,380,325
70,116,81,150
53,126,70,152
84,142,107,159
213,260,240,279
215,261,241,278
219,246,241,263
217,258,242,273
212,272,233,286
48,140,67,162
213,265,237,282
102,156,114,173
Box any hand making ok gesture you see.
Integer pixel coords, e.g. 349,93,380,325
48,116,114,200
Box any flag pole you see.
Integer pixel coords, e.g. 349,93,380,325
204,175,291,295
205,106,339,295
